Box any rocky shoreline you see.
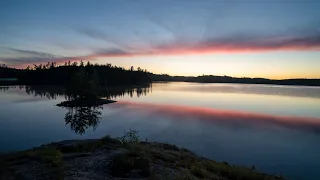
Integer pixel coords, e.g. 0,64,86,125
0,133,285,180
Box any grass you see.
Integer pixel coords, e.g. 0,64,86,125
28,146,62,167
198,160,284,180
110,130,152,178
58,140,105,153
150,150,177,163
190,165,209,179
1,146,63,179
1,146,61,166
57,136,120,153
113,130,285,180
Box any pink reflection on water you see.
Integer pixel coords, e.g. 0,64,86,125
114,100,320,133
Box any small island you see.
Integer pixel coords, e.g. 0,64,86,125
56,99,116,107
0,130,285,180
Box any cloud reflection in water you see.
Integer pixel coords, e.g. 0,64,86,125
114,100,320,135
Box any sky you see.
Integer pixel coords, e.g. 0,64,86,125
0,0,320,79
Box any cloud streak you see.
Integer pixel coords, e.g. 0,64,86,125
0,48,62,66
152,33,320,54
77,27,320,54
77,28,128,49
0,47,133,67
2,31,320,68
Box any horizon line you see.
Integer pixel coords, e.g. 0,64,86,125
2,64,319,81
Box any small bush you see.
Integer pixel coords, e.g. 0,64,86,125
190,166,208,179
110,151,151,177
118,129,140,145
110,153,135,177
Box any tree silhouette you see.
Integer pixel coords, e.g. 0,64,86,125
64,106,102,135
2,62,319,86
22,84,151,100
3,61,151,86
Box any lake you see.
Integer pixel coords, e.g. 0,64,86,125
1,82,320,180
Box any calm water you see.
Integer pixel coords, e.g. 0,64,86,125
1,82,320,180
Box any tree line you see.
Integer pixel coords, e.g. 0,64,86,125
1,62,319,86
0,61,151,86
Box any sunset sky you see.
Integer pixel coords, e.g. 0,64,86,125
1,0,320,79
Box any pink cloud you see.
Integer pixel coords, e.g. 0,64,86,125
4,33,320,68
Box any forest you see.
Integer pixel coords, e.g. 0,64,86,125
0,61,151,86
1,63,320,86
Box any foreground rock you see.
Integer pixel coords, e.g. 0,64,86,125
0,136,285,180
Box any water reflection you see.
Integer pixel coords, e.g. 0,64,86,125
21,85,151,134
26,86,65,99
22,85,152,100
64,106,102,135
116,100,320,135
153,82,320,98
1,83,320,180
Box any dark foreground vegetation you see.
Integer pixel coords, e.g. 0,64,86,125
150,74,320,86
0,130,285,180
0,62,151,86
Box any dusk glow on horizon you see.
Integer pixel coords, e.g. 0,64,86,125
1,0,320,79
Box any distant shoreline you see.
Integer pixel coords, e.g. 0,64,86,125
158,80,320,87
1,81,320,87
1,65,319,87
150,74,320,87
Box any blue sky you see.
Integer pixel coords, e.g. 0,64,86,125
1,0,320,78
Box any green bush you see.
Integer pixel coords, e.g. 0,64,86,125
118,129,140,145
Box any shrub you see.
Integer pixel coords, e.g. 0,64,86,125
110,153,135,177
190,165,208,179
118,129,140,145
110,151,151,178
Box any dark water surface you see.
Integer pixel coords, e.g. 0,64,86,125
1,83,320,180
